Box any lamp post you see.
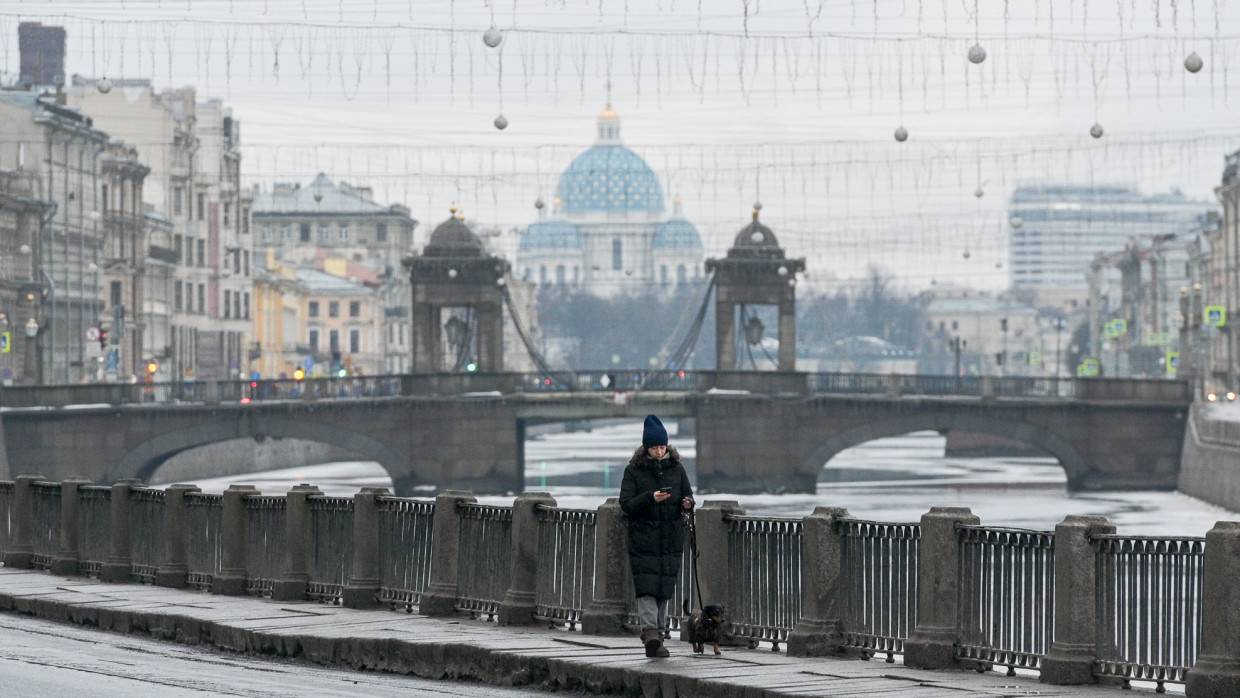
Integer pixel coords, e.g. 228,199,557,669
24,317,39,385
949,336,967,385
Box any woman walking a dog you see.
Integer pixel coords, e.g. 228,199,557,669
618,414,694,658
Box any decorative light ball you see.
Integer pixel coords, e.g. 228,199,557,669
648,357,659,367
962,249,972,259
1089,122,1105,139
1185,52,1204,74
97,77,113,94
496,277,506,286
624,269,633,276
483,26,503,48
894,126,909,142
447,268,459,279
493,114,508,131
777,265,788,276
967,44,987,65
534,197,545,210
1009,216,1024,229
974,188,984,199
610,353,621,365
313,192,323,203
750,231,765,244
753,201,763,212
995,262,1004,269
19,244,31,255
787,278,797,287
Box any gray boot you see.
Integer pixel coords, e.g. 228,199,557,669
641,627,669,658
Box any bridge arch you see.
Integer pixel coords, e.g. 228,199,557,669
805,411,1089,487
111,414,405,486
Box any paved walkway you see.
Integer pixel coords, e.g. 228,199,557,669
0,568,1148,698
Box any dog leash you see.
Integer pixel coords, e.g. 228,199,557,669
685,509,705,612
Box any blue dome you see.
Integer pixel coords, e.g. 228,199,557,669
653,218,703,249
520,219,582,251
555,145,665,215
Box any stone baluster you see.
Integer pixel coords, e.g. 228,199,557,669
787,506,850,657
499,492,556,625
581,498,630,635
418,490,476,617
100,480,137,583
904,507,979,669
343,487,390,609
272,484,321,601
155,484,200,588
1041,515,1114,685
1186,521,1240,697
213,485,257,595
50,478,91,576
2,474,44,569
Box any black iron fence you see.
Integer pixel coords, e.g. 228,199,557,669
377,497,435,611
29,482,60,570
243,496,287,596
534,506,596,629
455,503,513,620
185,493,223,591
77,486,110,577
129,488,165,583
307,496,354,603
725,515,802,648
838,519,921,660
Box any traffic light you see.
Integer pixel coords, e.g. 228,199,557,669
98,328,108,350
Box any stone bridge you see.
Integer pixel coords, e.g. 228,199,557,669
0,372,1193,494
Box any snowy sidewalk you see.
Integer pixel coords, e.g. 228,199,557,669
0,567,1142,697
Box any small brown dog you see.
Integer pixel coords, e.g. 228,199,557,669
682,599,726,655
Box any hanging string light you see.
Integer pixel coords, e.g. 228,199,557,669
483,26,503,48
967,0,987,64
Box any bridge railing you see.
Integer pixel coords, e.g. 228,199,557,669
8,477,1240,692
838,519,921,659
0,372,1193,407
956,525,1056,672
1093,534,1204,689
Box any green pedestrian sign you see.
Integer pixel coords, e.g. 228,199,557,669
1077,357,1101,377
1205,305,1227,328
1103,318,1128,339
0,331,9,354
1166,351,1180,376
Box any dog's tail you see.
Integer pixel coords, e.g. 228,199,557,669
683,598,691,616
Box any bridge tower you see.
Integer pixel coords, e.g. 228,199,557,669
405,209,511,373
706,203,806,370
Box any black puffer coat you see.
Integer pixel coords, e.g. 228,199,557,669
618,446,694,601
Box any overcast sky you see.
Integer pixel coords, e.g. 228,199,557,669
2,0,1238,290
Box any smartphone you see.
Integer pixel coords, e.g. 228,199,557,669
657,487,672,493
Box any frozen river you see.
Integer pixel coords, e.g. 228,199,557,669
184,419,1234,536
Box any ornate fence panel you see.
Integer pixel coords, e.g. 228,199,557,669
77,486,111,577
957,526,1055,672
726,515,802,647
129,488,166,583
0,481,11,557
1094,535,1205,690
838,519,920,659
29,482,61,569
307,496,354,603
184,493,223,591
456,503,513,619
534,506,596,628
377,497,435,610
243,496,287,596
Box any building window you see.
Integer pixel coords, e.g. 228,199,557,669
223,203,231,228
233,249,241,274
196,193,205,221
612,238,623,271
241,207,249,234
174,282,183,311
329,301,339,318
174,235,183,263
349,301,360,318
309,301,319,318
338,224,349,241
573,267,579,285
556,265,566,286
197,284,205,314
173,186,184,216
329,329,340,353
101,184,109,212
318,224,329,242
376,223,388,242
243,251,249,276
309,329,319,353
299,223,310,242
677,265,686,284
660,266,668,286
539,266,547,285
234,293,241,320
224,290,232,318
243,292,250,319
196,239,205,268
350,329,360,354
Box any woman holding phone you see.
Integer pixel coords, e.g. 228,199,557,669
618,414,694,658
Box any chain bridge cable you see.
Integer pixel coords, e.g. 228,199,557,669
636,273,716,391
498,282,575,389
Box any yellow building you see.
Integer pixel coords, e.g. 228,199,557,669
296,267,383,376
250,251,308,378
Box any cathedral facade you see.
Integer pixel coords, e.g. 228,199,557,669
516,106,705,296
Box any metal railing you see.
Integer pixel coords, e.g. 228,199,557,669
129,488,165,583
726,515,802,647
77,486,111,577
307,496,354,603
534,506,596,628
377,497,435,610
957,525,1055,672
185,493,223,591
243,496,287,596
838,519,921,659
0,481,11,556
1094,535,1205,690
29,482,60,570
456,503,513,619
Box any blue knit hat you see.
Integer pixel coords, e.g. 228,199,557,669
642,414,669,447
